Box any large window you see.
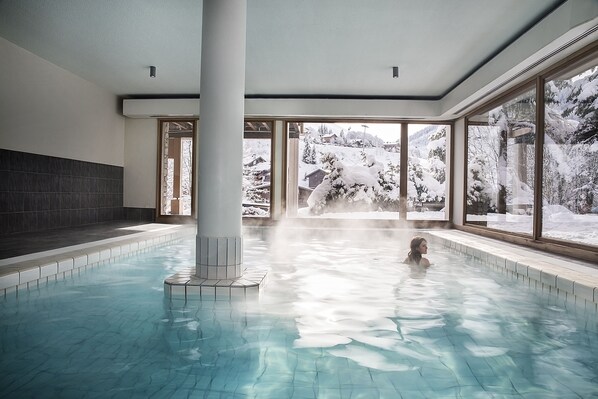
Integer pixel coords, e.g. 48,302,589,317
287,122,402,219
543,58,598,246
407,124,449,221
242,121,273,218
158,120,195,218
466,88,536,235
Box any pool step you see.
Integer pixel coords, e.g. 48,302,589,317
164,266,268,301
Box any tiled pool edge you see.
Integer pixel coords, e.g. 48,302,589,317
3,226,594,306
429,230,598,312
0,225,195,298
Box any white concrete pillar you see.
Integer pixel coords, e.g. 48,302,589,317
196,0,246,280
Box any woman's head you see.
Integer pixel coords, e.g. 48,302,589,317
406,236,428,265
410,236,428,255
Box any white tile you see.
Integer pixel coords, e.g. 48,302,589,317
504,259,516,272
227,237,236,266
215,286,230,298
556,276,574,294
58,258,74,273
87,251,100,264
120,243,131,254
0,273,19,290
201,286,215,299
111,246,122,257
245,286,259,297
207,266,218,280
186,285,201,299
19,268,40,284
99,249,111,261
199,236,208,265
574,282,594,302
170,284,186,297
527,266,541,282
208,238,218,266
217,238,227,266
227,265,237,279
198,265,209,279
73,255,87,269
40,262,58,278
236,238,242,264
541,271,557,287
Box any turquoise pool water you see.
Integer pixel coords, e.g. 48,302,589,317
1,229,597,398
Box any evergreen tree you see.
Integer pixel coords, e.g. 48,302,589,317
427,126,447,187
467,156,490,214
407,158,427,204
571,67,598,144
302,139,312,163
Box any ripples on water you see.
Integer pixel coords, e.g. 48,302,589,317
1,228,597,398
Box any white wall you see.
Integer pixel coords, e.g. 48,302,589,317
124,119,158,208
0,36,124,166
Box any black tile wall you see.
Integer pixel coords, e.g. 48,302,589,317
124,207,156,223
0,149,126,235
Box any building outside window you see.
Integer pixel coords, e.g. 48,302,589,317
242,121,273,218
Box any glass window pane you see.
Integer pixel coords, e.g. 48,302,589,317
543,60,598,246
466,88,536,234
407,124,449,221
159,121,194,216
243,121,272,217
289,122,401,219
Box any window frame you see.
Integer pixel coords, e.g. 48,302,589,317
155,119,197,223
282,119,453,228
462,42,598,262
242,119,275,222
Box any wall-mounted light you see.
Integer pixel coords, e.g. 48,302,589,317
150,66,156,78
392,66,399,79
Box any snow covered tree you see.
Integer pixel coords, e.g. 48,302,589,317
467,155,492,214
302,138,312,164
375,161,400,211
421,126,447,205
407,158,427,205
307,153,395,214
543,66,598,214
310,145,317,164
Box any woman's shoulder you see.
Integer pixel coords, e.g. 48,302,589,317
420,257,431,267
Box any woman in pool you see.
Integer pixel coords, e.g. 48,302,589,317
403,236,430,267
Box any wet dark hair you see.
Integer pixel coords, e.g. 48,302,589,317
404,236,427,265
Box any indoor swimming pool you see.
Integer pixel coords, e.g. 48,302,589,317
1,228,597,398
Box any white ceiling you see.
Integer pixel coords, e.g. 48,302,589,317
0,0,574,101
